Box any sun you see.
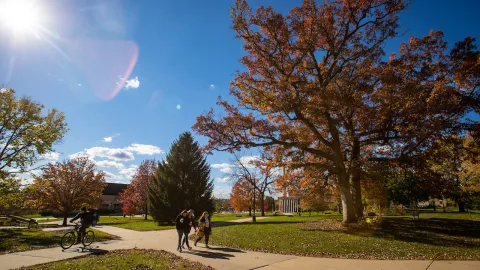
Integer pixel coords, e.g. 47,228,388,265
0,0,44,34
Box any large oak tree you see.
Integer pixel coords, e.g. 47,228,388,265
193,0,479,222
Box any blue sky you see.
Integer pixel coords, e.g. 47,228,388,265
0,0,479,198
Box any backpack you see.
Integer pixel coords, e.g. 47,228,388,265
82,211,94,225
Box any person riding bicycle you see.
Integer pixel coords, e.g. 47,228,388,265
70,206,94,244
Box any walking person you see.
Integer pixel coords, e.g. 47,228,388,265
182,210,197,250
194,211,212,248
175,210,188,252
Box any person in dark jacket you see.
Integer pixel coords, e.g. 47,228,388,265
194,211,212,248
175,210,188,252
182,210,197,250
91,209,99,227
70,206,93,244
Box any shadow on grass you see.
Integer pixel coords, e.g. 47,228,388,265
372,218,480,247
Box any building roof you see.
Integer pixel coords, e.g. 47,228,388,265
102,183,129,196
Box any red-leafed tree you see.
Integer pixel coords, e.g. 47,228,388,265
119,159,157,220
194,0,479,223
120,187,138,216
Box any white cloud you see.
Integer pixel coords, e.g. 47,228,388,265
215,177,230,183
103,137,113,143
78,83,82,87
68,152,90,159
211,163,234,173
176,105,181,110
125,144,163,155
42,152,59,161
85,147,135,161
209,84,215,90
96,160,125,169
103,171,123,180
68,143,162,167
213,187,231,199
119,165,138,178
238,156,260,168
125,76,140,89
211,156,261,173
21,178,35,185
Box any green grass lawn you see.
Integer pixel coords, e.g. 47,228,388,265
0,228,119,254
20,249,213,270
22,214,55,219
211,213,252,222
98,216,175,231
98,214,249,231
207,213,480,260
36,218,60,224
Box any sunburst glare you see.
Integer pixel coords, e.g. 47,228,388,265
0,0,45,35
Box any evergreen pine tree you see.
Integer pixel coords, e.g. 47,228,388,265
148,132,214,223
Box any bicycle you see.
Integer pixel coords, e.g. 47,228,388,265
60,222,95,250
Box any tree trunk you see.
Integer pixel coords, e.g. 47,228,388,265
458,201,466,212
144,205,148,220
260,193,265,217
352,173,363,219
432,200,436,211
442,196,446,212
63,214,68,226
339,171,357,223
248,207,251,216
351,140,363,219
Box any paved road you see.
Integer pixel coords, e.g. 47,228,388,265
0,218,479,270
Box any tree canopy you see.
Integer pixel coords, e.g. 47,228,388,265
193,0,479,222
148,132,214,223
119,159,156,219
0,88,68,175
25,157,106,225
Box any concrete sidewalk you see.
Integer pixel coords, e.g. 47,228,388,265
0,224,479,270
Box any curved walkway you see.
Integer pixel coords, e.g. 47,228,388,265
0,219,478,270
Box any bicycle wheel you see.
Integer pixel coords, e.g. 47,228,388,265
82,230,95,246
60,232,76,249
